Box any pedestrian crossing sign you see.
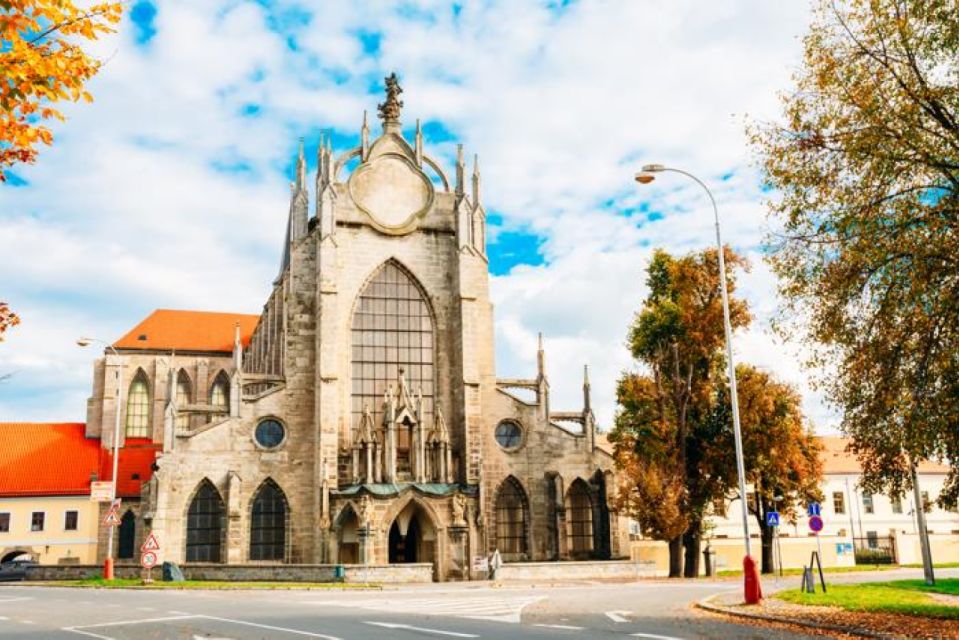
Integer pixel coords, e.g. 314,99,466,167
766,511,780,527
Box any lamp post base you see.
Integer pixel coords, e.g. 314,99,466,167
744,555,762,604
103,557,114,581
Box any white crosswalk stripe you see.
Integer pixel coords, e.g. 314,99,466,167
311,595,544,623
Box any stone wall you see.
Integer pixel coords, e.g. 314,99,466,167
495,560,659,581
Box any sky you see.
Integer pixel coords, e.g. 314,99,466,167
0,0,833,432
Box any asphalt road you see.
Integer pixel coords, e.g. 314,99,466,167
0,576,835,640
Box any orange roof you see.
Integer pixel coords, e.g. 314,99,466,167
114,309,259,353
0,423,99,497
0,423,160,498
819,436,950,475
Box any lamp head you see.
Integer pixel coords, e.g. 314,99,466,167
76,338,92,347
635,164,666,185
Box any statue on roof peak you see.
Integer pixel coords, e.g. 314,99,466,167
377,72,403,125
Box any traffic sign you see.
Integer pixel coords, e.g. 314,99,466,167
808,502,822,517
809,514,824,533
141,532,161,553
140,551,158,569
90,482,113,502
766,511,780,527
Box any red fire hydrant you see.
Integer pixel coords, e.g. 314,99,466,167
743,555,762,604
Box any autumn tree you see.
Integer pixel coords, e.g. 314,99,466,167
611,247,750,577
711,365,823,574
0,302,18,341
751,0,959,506
0,0,122,180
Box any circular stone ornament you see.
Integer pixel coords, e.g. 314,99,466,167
254,418,286,449
348,153,434,234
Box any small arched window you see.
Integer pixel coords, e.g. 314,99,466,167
210,371,229,420
175,370,192,429
125,370,150,438
250,479,288,561
186,480,224,563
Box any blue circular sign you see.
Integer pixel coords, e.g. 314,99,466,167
809,514,824,533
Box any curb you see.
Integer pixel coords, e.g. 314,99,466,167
695,593,890,639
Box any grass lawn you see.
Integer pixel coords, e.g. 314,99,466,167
32,578,379,590
879,578,959,597
777,580,959,620
718,563,959,578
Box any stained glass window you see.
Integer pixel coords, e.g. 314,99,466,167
186,481,224,563
495,421,523,450
495,477,528,558
250,480,287,561
125,372,150,437
568,480,593,557
351,262,434,443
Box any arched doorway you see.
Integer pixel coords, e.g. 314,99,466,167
1,550,31,564
591,470,612,559
250,479,288,562
118,510,136,559
186,479,224,563
567,478,594,559
387,500,435,565
334,505,360,564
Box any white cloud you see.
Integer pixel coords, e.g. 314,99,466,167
0,0,832,431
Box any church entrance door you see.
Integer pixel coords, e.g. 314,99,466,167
387,501,435,565
388,518,419,563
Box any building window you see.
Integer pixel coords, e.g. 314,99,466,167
494,476,529,559
250,480,288,561
866,530,878,548
0,513,9,532
31,512,44,532
713,497,727,517
922,491,932,513
833,491,846,515
64,510,78,531
118,511,136,559
254,419,286,450
350,262,435,463
494,421,523,451
210,372,230,420
891,496,903,514
186,480,224,563
567,479,593,558
175,370,192,429
125,371,150,438
862,492,874,514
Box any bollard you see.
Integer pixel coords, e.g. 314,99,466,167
803,566,815,593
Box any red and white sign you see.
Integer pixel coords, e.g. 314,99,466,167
102,498,122,527
809,514,824,533
140,551,158,569
141,532,161,553
90,481,113,502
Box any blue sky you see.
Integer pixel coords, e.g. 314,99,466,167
0,0,828,430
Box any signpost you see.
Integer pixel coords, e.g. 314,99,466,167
766,512,782,577
140,532,160,584
102,498,121,527
809,513,826,592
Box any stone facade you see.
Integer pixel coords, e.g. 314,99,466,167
84,78,628,581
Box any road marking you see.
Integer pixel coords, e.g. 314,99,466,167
0,616,6,620
0,597,32,603
631,633,684,640
20,620,35,624
168,610,191,615
365,622,479,638
198,615,342,639
533,624,584,630
63,614,199,636
312,595,543,624
605,610,631,623
136,606,156,611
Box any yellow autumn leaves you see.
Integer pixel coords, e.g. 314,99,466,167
1,0,122,181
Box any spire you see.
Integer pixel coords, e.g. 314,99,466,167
233,322,243,370
377,72,403,133
415,118,423,166
296,138,306,190
455,144,465,196
471,153,481,204
361,110,370,161
315,132,324,190
291,141,308,241
537,332,545,379
583,364,591,413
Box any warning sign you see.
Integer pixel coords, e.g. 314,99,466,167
141,532,161,553
102,499,122,527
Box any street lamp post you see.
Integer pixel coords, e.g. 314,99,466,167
635,164,761,603
78,337,123,580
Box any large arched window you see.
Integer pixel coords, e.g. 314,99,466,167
209,371,229,420
495,476,529,560
175,370,192,429
118,510,136,559
567,479,594,558
125,370,150,438
350,261,434,441
250,479,288,561
186,480,224,563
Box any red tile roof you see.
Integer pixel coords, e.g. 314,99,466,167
819,436,951,475
0,423,159,498
114,309,259,353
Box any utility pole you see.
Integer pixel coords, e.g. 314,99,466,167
911,462,935,586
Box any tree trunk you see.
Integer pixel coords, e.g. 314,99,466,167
668,535,684,578
760,522,775,574
683,527,701,578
